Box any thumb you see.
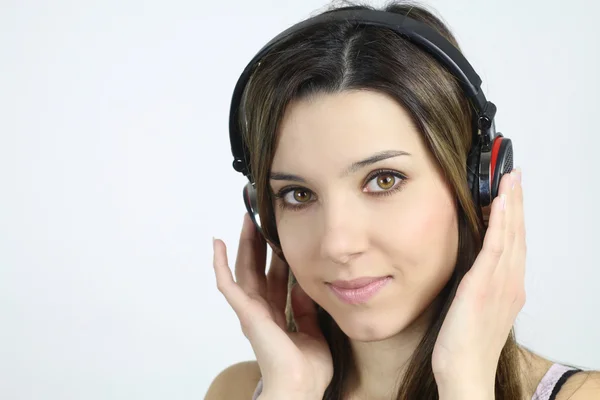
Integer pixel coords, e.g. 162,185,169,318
291,284,322,339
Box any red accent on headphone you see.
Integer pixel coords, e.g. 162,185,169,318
490,137,503,183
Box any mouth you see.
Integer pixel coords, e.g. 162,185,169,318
326,276,392,305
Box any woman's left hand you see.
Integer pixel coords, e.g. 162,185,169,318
432,168,526,398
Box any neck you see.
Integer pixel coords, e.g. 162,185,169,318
344,299,440,400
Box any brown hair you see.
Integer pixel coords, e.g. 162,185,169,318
238,1,523,398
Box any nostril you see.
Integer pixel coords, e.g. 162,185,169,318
332,255,351,265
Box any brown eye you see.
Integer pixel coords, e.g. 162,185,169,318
293,189,311,203
276,187,315,210
363,170,405,193
377,174,395,190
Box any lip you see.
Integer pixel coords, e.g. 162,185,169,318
327,276,392,305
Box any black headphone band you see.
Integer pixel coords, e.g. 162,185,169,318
229,8,498,179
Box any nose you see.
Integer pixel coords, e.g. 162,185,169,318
319,197,369,265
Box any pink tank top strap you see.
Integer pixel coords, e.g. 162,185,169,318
531,363,581,400
252,378,263,400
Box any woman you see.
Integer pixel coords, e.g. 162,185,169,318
206,2,599,399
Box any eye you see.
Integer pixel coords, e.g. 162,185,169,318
284,188,313,204
363,170,406,193
273,187,315,210
273,169,406,212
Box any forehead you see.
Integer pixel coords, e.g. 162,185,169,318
271,90,424,173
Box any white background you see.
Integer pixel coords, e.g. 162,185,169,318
1,0,598,399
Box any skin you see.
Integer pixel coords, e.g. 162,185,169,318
269,90,460,397
207,90,600,400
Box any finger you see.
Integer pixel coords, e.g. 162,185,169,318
504,169,521,250
471,182,508,280
509,168,526,269
234,213,267,295
492,168,523,288
291,284,323,339
486,170,518,283
509,168,527,285
266,251,289,329
213,238,251,313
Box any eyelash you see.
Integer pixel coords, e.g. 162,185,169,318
272,169,408,212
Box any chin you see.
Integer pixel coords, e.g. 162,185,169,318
323,304,415,342
341,324,401,342
315,289,440,344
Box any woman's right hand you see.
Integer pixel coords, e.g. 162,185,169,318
212,214,333,399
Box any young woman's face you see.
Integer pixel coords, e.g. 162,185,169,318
270,90,459,341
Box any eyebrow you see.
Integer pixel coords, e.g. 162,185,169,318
269,149,411,183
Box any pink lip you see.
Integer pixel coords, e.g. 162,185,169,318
327,276,392,304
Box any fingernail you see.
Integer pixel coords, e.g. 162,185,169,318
511,168,521,189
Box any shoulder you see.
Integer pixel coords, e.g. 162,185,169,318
204,360,262,400
555,370,600,400
516,346,600,400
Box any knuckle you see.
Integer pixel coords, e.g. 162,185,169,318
513,288,526,309
506,228,517,243
485,241,504,259
519,222,526,236
216,281,227,294
508,283,526,307
240,323,250,338
238,237,256,250
517,292,526,307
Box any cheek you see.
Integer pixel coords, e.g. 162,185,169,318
276,217,318,280
413,198,457,248
383,188,459,278
276,216,333,308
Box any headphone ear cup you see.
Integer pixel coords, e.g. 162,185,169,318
467,144,481,210
466,134,514,225
489,136,514,200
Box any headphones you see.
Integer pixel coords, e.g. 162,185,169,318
228,9,514,241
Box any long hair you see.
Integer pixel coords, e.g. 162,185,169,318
238,1,524,398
